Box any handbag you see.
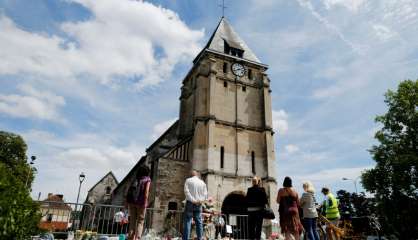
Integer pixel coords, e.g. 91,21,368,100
262,206,275,219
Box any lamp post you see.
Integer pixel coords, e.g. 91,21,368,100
342,176,360,194
25,156,36,188
74,172,86,230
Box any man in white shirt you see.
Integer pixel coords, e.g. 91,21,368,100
183,170,208,240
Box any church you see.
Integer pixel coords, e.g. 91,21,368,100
112,17,278,216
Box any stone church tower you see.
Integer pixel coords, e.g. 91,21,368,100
112,18,277,216
178,17,277,212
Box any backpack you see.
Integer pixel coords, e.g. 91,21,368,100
126,180,139,203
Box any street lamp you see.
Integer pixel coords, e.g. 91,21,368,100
76,172,86,206
25,156,36,188
342,176,360,194
74,172,86,230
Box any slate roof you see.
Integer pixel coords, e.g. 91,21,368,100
194,17,262,65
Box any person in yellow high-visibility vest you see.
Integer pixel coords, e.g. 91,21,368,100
321,187,340,240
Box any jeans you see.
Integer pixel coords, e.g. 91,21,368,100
303,218,320,240
183,201,203,240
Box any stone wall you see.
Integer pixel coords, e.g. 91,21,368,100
153,157,190,210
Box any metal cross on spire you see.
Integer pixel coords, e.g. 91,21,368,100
218,0,227,18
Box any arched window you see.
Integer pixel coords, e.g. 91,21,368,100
105,186,111,195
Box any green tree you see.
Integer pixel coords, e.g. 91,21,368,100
0,131,41,239
336,190,375,217
362,80,418,239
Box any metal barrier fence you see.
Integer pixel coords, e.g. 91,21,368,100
37,201,250,239
223,214,249,240
84,204,129,235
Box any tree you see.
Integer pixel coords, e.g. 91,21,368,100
0,131,41,239
0,130,34,186
362,80,418,239
336,190,375,218
336,190,377,235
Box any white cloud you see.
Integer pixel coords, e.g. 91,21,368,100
296,0,363,53
322,0,366,12
272,110,289,134
373,24,396,41
23,130,145,158
56,146,137,170
151,118,177,140
21,129,145,201
0,0,204,89
284,144,300,154
300,166,370,182
0,85,65,122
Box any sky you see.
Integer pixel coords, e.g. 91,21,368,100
1,0,418,203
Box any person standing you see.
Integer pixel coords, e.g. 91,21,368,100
125,165,151,240
183,170,208,240
246,176,268,240
276,176,303,240
321,187,340,240
300,181,320,240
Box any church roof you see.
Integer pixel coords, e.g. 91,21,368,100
194,17,262,65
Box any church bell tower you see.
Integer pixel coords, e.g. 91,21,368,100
178,17,277,212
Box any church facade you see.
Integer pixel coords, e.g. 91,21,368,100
112,18,277,215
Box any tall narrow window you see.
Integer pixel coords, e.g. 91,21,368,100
220,146,225,169
224,81,228,88
248,69,253,80
223,62,228,73
242,86,246,92
183,144,187,160
251,151,255,174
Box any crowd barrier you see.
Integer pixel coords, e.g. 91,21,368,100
36,201,250,239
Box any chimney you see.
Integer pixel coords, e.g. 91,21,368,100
56,194,64,200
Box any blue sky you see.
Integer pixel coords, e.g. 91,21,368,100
1,0,417,203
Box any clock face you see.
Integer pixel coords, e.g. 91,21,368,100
231,63,245,77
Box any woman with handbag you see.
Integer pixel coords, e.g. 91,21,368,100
246,176,268,240
277,176,303,240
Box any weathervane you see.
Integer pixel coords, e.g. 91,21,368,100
219,0,227,18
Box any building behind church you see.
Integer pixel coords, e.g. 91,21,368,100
112,17,278,216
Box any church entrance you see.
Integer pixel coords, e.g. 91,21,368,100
221,191,247,214
221,191,248,239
